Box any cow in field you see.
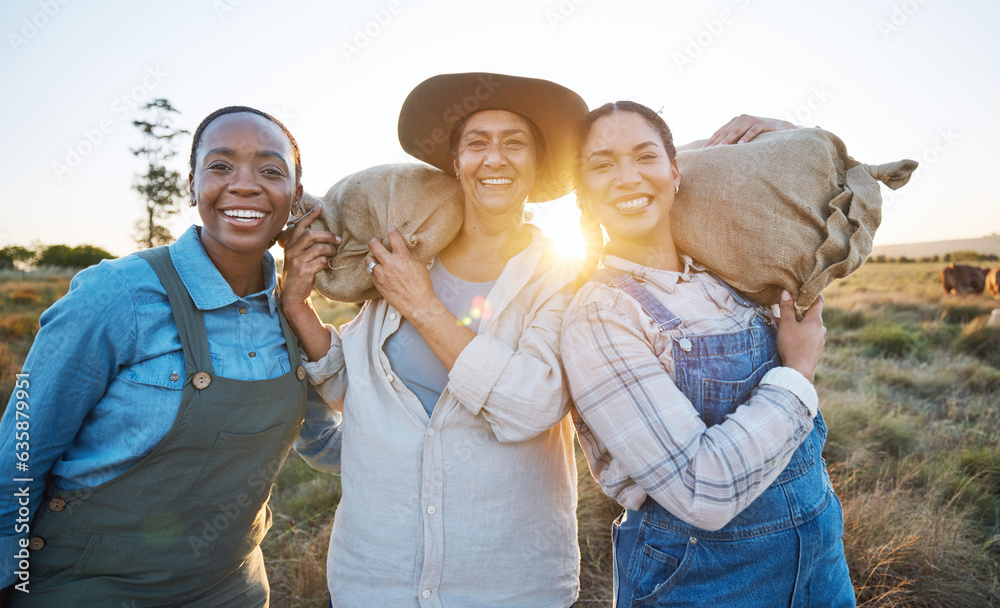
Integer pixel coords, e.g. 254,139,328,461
941,263,989,295
986,267,999,301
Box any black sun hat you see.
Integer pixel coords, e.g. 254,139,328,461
397,72,589,203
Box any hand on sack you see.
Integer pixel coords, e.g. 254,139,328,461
702,114,797,147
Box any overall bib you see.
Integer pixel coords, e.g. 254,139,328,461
593,270,854,608
15,247,307,607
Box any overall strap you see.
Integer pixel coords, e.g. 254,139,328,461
274,293,302,369
705,271,775,327
590,267,683,331
134,247,214,376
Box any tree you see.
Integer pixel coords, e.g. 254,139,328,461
0,246,35,270
131,98,188,249
35,245,114,268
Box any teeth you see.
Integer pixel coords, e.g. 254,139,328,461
615,197,649,211
481,178,512,185
223,209,266,221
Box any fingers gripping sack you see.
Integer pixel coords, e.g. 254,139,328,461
280,164,464,302
671,128,918,318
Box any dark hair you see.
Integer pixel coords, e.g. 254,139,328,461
573,101,677,287
189,106,302,183
448,109,548,174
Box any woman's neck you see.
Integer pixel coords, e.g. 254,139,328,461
201,244,267,297
439,213,531,282
606,235,684,273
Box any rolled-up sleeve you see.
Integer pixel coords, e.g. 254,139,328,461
448,286,573,443
562,301,814,531
295,324,347,473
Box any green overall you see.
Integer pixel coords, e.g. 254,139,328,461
14,247,307,607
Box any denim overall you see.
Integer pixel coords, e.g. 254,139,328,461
15,247,307,607
592,269,854,608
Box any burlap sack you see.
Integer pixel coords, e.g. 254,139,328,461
282,164,464,302
671,128,918,316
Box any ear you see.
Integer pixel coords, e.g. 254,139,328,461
188,172,197,206
292,183,304,215
671,160,680,191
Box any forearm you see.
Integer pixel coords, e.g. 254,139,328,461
405,298,475,371
282,299,334,362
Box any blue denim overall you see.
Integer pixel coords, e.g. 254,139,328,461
592,269,854,608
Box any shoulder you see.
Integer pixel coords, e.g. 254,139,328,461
563,278,646,343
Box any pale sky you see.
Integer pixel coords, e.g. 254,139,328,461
2,0,997,258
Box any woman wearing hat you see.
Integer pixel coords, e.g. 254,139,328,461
281,73,588,606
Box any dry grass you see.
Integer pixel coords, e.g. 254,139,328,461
4,262,999,607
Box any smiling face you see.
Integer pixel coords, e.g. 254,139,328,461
189,112,302,266
579,110,680,251
452,109,539,221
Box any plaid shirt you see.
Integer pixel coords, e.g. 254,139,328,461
562,254,817,531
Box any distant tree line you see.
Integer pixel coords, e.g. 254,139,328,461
867,251,999,264
0,244,115,270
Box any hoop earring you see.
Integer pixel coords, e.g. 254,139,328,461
675,183,680,194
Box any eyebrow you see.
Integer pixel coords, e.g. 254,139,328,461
203,147,289,164
587,141,660,159
462,128,529,139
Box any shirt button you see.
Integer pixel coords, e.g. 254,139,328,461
390,312,397,321
169,373,179,382
426,506,436,515
239,307,247,315
422,590,431,599
296,365,306,381
386,374,394,383
48,498,67,512
248,351,256,358
718,309,727,316
427,428,435,437
28,537,45,551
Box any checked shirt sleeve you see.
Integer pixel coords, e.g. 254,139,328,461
562,300,814,531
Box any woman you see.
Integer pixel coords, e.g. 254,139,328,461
0,107,313,607
562,102,854,607
281,73,588,607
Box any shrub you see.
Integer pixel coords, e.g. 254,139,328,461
825,306,866,330
953,320,1000,368
939,305,994,325
35,244,114,269
8,289,41,304
861,323,929,359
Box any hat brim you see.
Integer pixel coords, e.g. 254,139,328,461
398,72,589,203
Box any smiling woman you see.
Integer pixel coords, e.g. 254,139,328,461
0,106,312,607
281,72,590,607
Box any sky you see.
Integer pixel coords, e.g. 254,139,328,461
1,0,997,258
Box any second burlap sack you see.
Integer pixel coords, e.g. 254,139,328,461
284,164,464,303
671,128,918,317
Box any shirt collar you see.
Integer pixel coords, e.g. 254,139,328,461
599,252,707,294
168,226,278,313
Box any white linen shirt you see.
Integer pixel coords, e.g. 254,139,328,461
296,225,581,608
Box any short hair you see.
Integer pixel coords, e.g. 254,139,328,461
189,106,302,183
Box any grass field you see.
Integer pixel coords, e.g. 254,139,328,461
2,262,998,606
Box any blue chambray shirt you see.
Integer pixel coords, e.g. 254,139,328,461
0,226,295,587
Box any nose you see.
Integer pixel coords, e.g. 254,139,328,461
614,160,641,188
228,165,261,195
483,142,507,168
